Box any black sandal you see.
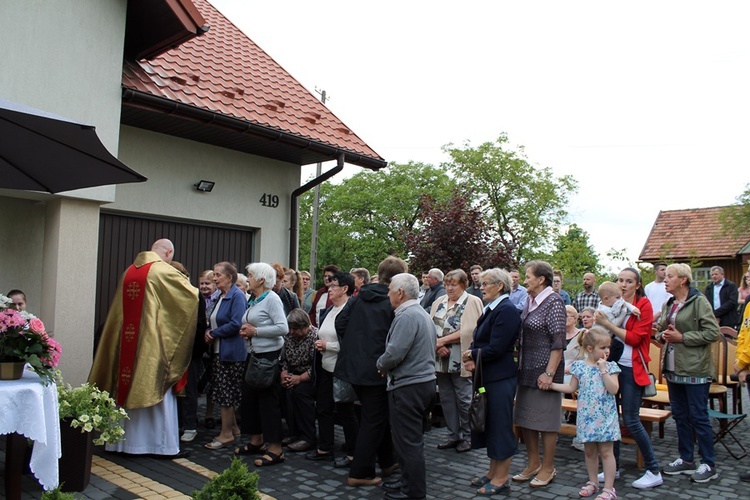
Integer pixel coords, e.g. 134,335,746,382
234,442,267,456
254,451,285,467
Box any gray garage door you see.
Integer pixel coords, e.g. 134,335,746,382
95,212,254,330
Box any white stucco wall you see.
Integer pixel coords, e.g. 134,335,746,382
0,0,128,384
0,197,46,310
112,126,301,263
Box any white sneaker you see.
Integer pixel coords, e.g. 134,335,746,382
180,429,197,442
632,470,663,489
597,470,621,483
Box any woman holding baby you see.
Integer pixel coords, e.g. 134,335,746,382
594,267,662,490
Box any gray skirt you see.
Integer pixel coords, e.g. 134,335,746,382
514,385,562,432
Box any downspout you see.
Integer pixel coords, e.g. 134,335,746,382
289,153,345,269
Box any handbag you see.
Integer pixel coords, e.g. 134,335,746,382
637,348,657,398
468,349,487,433
333,377,358,403
244,352,280,389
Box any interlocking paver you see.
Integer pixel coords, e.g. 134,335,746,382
2,392,749,499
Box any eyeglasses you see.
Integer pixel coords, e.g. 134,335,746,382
480,281,498,288
323,275,334,281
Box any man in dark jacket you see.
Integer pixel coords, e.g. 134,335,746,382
704,266,740,327
419,268,446,311
334,256,408,486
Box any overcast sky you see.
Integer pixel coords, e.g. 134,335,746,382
212,0,748,271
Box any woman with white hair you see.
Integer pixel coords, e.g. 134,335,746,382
462,268,522,495
235,262,289,467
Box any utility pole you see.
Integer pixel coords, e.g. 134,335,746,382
309,88,327,285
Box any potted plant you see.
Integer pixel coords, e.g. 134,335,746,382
56,377,129,492
192,457,261,499
0,294,62,384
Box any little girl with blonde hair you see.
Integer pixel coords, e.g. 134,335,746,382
549,326,621,500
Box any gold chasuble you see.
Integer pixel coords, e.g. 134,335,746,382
89,251,198,409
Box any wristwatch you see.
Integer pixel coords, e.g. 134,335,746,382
544,371,553,377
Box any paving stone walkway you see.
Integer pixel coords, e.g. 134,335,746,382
2,394,749,499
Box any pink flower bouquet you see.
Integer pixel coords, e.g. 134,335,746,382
0,297,62,385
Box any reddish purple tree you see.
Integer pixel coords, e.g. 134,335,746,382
403,190,515,275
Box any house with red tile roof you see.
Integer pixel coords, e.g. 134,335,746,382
0,0,384,384
639,206,750,289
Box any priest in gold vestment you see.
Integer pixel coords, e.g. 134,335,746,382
89,239,198,457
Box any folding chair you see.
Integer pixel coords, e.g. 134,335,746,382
707,407,747,459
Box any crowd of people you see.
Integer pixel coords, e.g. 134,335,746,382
79,240,750,499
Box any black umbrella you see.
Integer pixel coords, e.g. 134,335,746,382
0,98,147,193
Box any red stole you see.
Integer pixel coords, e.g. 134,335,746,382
116,262,154,406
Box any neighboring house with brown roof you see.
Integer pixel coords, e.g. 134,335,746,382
0,0,383,384
639,206,750,290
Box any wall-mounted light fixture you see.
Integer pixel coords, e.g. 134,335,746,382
194,180,215,192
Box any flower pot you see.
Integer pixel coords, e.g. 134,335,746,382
0,361,25,380
58,420,94,492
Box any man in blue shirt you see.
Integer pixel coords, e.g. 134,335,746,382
552,270,571,305
508,269,528,311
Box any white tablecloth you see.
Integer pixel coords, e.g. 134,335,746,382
0,367,61,490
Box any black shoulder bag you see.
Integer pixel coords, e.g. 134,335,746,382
468,348,487,433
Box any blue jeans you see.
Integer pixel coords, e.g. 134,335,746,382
614,365,659,472
667,381,715,467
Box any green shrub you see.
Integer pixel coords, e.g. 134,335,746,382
40,486,80,499
192,457,260,499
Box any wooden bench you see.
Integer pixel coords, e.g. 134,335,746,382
559,398,671,468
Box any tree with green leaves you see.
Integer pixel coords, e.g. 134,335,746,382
719,183,750,237
403,190,515,274
298,161,456,280
549,224,600,295
443,133,577,264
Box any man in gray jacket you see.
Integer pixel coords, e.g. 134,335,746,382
377,273,437,500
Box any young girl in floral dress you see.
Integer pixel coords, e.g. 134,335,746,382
549,326,621,500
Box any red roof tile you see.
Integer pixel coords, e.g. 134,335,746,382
121,0,384,167
639,206,750,261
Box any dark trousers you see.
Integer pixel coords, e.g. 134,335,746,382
288,380,316,443
389,380,435,499
349,383,395,479
241,349,283,443
668,381,715,467
316,369,359,453
613,365,659,472
316,368,335,452
336,402,359,455
178,358,202,430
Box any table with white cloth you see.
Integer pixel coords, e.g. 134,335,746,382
0,368,61,498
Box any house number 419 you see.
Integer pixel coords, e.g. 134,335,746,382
259,193,279,208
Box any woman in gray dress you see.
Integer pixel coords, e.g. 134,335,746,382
513,261,566,488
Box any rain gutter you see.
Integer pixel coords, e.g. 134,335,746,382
289,153,344,268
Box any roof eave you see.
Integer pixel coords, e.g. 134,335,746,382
121,88,387,171
125,0,208,61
